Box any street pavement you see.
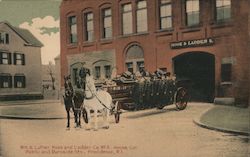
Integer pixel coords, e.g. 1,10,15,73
0,100,64,119
0,101,249,157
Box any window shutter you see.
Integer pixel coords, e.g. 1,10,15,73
5,33,9,44
0,76,3,88
13,53,16,65
22,54,25,65
0,52,2,64
14,76,17,88
9,76,12,88
8,53,11,64
23,76,26,88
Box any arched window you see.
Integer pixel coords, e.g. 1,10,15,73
125,45,144,73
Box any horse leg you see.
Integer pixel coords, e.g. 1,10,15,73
82,108,88,123
73,109,78,128
85,109,91,130
78,111,81,128
67,110,70,128
103,109,110,129
106,109,110,129
93,109,98,131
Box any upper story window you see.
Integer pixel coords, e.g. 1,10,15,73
0,32,9,44
14,53,25,65
68,16,77,43
185,0,200,27
84,12,94,42
0,74,12,88
122,3,133,35
14,75,26,88
0,52,11,65
136,0,148,33
159,0,172,30
102,8,112,39
216,0,231,22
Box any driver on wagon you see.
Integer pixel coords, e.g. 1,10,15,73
85,69,97,99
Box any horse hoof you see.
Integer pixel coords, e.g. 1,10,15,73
94,128,98,131
66,127,70,130
103,126,109,129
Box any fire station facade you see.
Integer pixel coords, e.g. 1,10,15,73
60,0,250,105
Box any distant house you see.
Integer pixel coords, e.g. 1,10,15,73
0,21,43,100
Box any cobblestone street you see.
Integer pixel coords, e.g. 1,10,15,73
0,103,249,157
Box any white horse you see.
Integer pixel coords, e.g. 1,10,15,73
83,74,116,130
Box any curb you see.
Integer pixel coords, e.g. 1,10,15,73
193,117,250,137
0,100,61,106
0,115,65,120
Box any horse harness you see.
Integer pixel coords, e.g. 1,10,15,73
85,83,113,111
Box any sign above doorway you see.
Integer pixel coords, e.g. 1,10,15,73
170,38,215,49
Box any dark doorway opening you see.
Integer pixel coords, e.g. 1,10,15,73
173,52,215,102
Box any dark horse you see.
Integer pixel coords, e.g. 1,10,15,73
63,75,84,129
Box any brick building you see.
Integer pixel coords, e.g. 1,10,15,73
0,21,43,100
60,0,250,105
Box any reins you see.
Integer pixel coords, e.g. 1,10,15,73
85,82,113,111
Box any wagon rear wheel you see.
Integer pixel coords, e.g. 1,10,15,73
175,87,188,110
114,101,121,123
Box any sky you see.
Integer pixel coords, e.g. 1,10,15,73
0,0,61,65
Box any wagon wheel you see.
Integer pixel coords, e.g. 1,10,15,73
114,101,121,123
82,108,88,123
175,87,189,110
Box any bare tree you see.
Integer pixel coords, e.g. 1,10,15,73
47,61,55,90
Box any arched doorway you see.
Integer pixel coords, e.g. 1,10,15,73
125,44,144,73
173,52,215,102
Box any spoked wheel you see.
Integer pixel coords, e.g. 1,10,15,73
114,101,121,123
175,87,189,110
82,108,88,123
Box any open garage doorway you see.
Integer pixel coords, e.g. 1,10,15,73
173,52,215,102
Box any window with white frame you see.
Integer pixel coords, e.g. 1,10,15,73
14,75,26,88
136,0,148,33
0,52,11,64
68,16,77,43
122,3,133,35
186,0,200,26
0,74,12,88
159,0,172,30
216,0,231,21
0,32,9,44
85,12,94,41
102,8,112,39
